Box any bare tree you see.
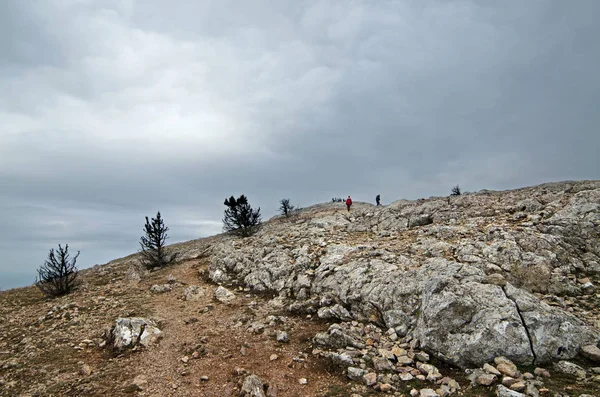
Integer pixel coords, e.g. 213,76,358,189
35,244,79,297
279,198,296,217
139,211,177,269
223,195,262,237
451,185,462,196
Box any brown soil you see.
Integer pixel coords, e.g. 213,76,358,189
0,258,350,397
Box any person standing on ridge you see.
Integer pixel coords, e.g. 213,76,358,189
376,194,381,206
346,196,353,211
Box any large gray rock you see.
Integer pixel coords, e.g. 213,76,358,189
414,266,533,367
503,284,599,363
108,318,162,351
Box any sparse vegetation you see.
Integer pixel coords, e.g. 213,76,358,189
35,244,79,297
279,198,296,217
223,194,262,237
451,185,462,196
139,211,177,269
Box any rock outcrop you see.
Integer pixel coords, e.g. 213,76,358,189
207,181,600,367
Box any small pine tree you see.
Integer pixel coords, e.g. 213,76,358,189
451,185,462,196
279,198,296,217
223,195,262,237
139,211,177,269
35,244,79,297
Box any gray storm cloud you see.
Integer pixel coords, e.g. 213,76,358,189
1,0,599,288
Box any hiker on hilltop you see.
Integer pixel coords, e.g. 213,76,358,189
346,196,353,211
376,194,381,206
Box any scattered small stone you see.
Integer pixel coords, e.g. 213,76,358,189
502,377,518,387
241,375,266,397
379,383,392,392
414,351,430,362
396,355,414,365
483,363,502,376
534,367,551,378
183,285,205,301
373,357,392,371
200,375,209,381
496,384,526,397
378,348,395,361
269,354,278,361
347,367,367,380
581,344,600,362
129,375,148,391
150,284,172,294
363,372,377,386
553,361,586,378
509,381,525,392
525,382,539,397
497,362,520,378
419,389,440,397
476,373,497,386
214,286,236,303
181,356,189,363
248,322,265,334
276,331,289,343
391,346,407,357
298,378,307,385
79,364,92,376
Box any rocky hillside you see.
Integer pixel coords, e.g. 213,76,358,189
1,180,600,397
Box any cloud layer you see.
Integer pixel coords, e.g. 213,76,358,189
2,1,599,288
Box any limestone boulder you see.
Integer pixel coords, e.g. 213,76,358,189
107,318,162,351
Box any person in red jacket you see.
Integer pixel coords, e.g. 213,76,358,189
345,196,353,211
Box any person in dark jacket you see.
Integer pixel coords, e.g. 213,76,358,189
376,194,381,206
345,196,353,211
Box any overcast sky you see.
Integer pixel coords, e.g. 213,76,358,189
1,1,599,289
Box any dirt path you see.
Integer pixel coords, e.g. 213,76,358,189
111,259,350,397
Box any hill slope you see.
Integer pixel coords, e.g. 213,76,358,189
1,180,599,396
